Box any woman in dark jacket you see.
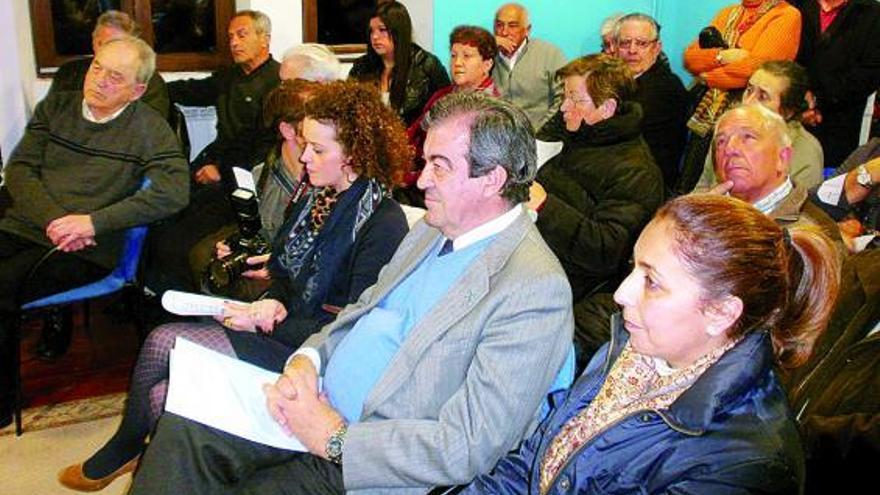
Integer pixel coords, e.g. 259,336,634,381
532,54,664,362
348,1,449,126
58,81,413,492
464,193,841,494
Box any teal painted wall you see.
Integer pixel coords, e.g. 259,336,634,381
433,0,731,84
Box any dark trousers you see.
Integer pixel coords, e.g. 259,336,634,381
131,413,344,495
675,131,714,196
145,183,234,294
0,230,108,405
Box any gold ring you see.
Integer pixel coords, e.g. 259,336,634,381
223,317,233,328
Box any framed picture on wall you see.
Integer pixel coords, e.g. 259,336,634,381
302,0,381,60
30,0,235,74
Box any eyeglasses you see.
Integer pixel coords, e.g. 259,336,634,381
563,93,593,107
617,38,657,50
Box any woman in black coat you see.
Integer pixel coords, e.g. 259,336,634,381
532,54,665,364
348,1,449,126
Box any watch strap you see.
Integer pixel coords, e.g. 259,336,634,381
326,423,347,465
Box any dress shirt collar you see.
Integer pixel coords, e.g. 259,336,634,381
752,177,794,215
82,99,129,123
499,38,529,69
445,204,524,252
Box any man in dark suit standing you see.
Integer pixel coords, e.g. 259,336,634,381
614,13,688,193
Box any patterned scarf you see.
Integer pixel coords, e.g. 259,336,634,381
538,339,736,494
687,0,780,136
275,177,387,311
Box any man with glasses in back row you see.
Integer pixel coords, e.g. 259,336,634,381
613,13,688,194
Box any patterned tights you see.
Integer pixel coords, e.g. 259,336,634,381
82,321,236,479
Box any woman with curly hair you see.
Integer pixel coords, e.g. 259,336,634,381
58,81,412,492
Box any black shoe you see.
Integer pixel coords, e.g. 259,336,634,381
35,309,73,361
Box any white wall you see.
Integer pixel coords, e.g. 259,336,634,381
1,0,38,161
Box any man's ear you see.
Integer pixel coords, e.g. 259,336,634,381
600,98,618,119
778,145,793,176
704,295,743,337
129,82,148,102
482,165,509,198
279,121,296,140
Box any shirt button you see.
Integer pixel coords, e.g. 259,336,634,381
559,476,571,491
640,413,652,422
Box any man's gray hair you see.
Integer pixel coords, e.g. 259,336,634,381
615,13,661,41
282,43,342,81
94,10,139,37
234,10,272,37
716,103,793,149
496,3,531,28
422,92,536,204
103,36,156,84
600,13,624,37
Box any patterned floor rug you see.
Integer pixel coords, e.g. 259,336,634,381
0,393,125,436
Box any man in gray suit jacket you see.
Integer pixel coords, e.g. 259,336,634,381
130,92,574,495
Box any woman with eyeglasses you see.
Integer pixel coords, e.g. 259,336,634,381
677,0,802,194
529,54,665,368
462,193,840,494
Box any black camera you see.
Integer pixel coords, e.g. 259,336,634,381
204,188,271,292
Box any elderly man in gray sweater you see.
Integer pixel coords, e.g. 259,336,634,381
0,35,188,427
491,3,567,129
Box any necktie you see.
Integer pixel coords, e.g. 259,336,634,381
438,239,454,256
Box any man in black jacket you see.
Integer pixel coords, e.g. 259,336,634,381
146,10,281,296
168,10,280,188
614,13,687,193
530,54,664,368
795,0,880,169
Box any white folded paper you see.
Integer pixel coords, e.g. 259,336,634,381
161,290,246,316
165,337,306,452
816,174,846,206
536,140,564,169
233,166,257,192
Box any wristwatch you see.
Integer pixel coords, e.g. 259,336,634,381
856,164,875,188
326,423,347,465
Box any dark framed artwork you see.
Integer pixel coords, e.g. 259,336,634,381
302,0,380,60
30,0,235,74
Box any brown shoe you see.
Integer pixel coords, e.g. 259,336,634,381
57,457,139,492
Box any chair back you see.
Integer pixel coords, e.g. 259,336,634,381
113,177,152,282
113,223,148,283
20,177,152,309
